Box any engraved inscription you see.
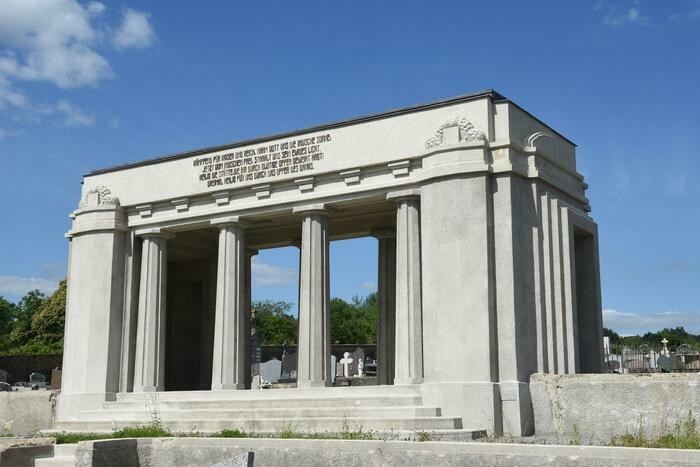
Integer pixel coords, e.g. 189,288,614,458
194,133,331,188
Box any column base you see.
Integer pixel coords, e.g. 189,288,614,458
133,385,163,393
420,381,502,435
56,392,117,422
211,383,245,391
394,377,423,385
296,380,331,388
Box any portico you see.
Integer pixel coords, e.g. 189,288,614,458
56,90,603,436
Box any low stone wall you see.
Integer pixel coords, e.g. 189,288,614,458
71,438,700,466
0,391,57,436
530,373,700,441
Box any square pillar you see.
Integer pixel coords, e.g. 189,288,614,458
388,192,423,385
133,229,173,392
373,229,396,386
293,205,331,388
210,218,248,390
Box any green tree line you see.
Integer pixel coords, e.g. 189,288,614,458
604,326,700,351
0,283,378,354
0,280,66,355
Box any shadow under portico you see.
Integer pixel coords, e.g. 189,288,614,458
162,197,397,391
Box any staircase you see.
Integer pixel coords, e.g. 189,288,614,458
35,444,77,467
51,385,484,440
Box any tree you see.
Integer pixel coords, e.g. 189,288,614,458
330,292,377,344
0,297,16,349
32,280,67,347
9,289,47,347
253,299,298,345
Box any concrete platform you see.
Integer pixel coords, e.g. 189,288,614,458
33,438,700,466
53,385,478,438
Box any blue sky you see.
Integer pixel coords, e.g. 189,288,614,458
0,1,698,335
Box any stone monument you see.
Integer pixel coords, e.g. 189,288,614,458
55,90,603,436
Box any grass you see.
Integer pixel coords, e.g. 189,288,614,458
610,411,700,449
55,422,385,444
56,422,171,444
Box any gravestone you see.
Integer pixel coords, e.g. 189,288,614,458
29,372,46,383
339,352,353,377
336,362,344,378
51,368,62,390
251,374,261,390
349,347,365,377
259,358,281,383
657,354,675,372
280,352,297,381
330,355,337,384
250,334,262,367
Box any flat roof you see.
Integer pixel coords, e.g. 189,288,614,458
88,89,574,176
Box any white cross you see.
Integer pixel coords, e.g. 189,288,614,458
340,352,353,377
661,338,669,356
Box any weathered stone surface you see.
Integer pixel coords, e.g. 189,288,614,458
0,391,56,436
531,373,700,441
65,438,700,467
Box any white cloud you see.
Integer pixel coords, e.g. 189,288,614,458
361,281,376,291
114,9,155,50
602,5,650,27
86,1,105,16
0,0,114,89
0,1,155,129
252,258,297,286
603,308,700,335
0,75,28,110
0,275,59,298
56,98,95,127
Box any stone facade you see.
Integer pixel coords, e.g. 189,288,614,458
56,90,603,435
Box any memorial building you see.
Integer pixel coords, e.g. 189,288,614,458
56,90,603,436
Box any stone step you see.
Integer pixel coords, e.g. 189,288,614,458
55,415,462,433
53,444,78,457
103,394,423,410
114,384,421,403
34,459,75,467
34,444,77,467
82,405,440,421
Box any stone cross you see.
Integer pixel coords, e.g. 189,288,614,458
340,352,353,377
661,338,669,356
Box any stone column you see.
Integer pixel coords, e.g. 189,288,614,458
244,248,258,390
210,218,247,390
373,229,396,386
389,193,423,385
133,229,172,392
293,206,331,388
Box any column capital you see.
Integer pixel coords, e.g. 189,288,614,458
371,228,396,239
386,189,421,202
134,227,175,239
211,216,249,229
292,203,334,216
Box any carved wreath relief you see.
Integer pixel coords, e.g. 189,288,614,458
78,185,120,208
425,117,487,149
